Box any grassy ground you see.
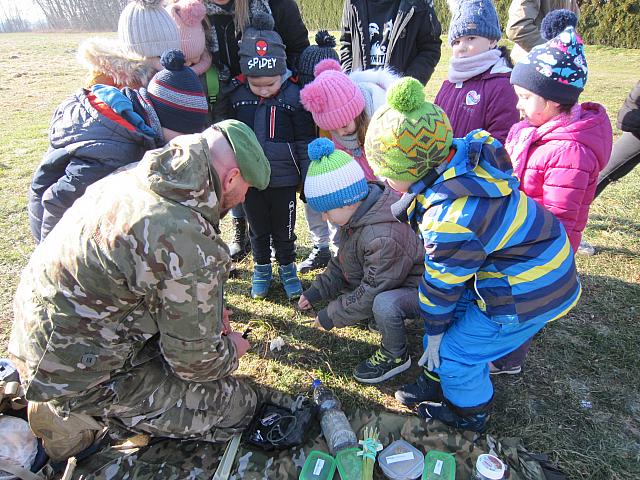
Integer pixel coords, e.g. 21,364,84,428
0,32,639,479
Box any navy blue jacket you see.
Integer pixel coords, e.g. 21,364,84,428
28,89,158,243
228,76,315,188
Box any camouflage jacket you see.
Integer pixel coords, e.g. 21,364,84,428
10,134,237,402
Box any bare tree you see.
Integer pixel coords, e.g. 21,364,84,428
33,0,129,31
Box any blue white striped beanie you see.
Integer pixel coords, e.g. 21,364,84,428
147,49,208,134
304,138,368,212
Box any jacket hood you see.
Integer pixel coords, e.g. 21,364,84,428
49,90,157,151
349,68,401,116
538,103,612,171
77,37,158,89
142,133,221,227
400,130,518,218
347,182,401,229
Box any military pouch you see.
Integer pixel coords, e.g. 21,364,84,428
243,398,316,451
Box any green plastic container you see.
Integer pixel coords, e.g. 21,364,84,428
422,450,456,479
335,447,363,480
300,450,337,480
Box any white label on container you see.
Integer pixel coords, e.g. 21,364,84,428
434,459,443,475
386,452,415,464
313,459,325,476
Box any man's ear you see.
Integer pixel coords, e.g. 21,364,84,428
221,167,242,192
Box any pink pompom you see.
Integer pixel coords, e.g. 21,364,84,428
314,59,341,78
300,84,327,113
176,0,206,26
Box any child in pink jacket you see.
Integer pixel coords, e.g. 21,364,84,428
494,10,612,375
507,10,612,255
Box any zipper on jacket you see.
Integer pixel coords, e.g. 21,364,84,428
287,143,301,176
386,7,414,66
269,106,276,139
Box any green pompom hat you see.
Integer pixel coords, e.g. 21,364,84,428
365,77,453,182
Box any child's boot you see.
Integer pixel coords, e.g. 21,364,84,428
353,348,411,384
251,263,272,299
394,367,443,407
278,262,303,300
417,397,492,432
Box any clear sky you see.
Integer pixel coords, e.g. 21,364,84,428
0,0,46,23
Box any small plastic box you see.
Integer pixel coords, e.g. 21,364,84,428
378,439,425,480
299,450,336,480
422,450,456,479
335,447,363,480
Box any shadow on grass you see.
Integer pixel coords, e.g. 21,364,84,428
587,213,640,237
491,273,640,479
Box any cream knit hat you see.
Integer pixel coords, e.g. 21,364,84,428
118,0,181,58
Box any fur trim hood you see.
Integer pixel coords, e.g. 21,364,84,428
77,37,158,89
349,68,400,117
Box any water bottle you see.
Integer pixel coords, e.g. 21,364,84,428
312,379,357,455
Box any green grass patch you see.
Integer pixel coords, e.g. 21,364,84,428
0,32,639,479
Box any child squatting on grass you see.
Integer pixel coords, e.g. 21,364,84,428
364,77,582,432
297,138,424,385
228,13,316,301
493,10,613,373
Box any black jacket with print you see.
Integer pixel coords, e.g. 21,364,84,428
339,0,442,85
229,75,315,188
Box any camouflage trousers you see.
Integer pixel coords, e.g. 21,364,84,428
51,357,258,443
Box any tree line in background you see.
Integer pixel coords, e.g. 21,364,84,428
1,0,638,48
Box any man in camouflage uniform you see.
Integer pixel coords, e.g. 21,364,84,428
9,120,271,461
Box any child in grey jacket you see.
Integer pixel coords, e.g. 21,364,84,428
298,138,424,385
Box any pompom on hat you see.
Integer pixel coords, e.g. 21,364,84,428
300,59,365,131
118,0,181,58
147,50,208,134
365,77,453,182
510,10,587,105
304,138,368,212
166,0,207,65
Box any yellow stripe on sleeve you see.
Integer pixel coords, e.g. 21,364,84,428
495,193,528,250
509,237,572,286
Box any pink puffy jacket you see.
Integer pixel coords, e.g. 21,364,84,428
506,103,613,252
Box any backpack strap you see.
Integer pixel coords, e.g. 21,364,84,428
0,458,43,480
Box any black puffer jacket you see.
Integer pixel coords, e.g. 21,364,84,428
339,0,442,84
228,76,315,188
28,89,158,243
208,0,309,78
618,80,640,139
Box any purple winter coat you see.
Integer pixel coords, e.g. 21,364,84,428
434,67,519,145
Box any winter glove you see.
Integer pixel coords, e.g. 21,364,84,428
418,333,443,371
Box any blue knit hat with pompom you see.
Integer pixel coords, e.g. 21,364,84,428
304,138,368,212
511,10,587,105
147,49,208,133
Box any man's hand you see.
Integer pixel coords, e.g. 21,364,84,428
298,294,312,311
418,333,444,371
228,331,250,357
222,308,232,335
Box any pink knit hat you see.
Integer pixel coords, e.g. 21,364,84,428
300,59,365,131
166,0,206,65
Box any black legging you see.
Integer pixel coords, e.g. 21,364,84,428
594,132,640,199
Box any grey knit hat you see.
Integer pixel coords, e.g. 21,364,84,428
447,0,502,45
298,31,339,87
118,0,181,58
239,12,286,77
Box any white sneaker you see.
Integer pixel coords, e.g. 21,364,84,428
577,240,596,256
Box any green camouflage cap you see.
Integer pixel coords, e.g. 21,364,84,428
214,119,271,190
